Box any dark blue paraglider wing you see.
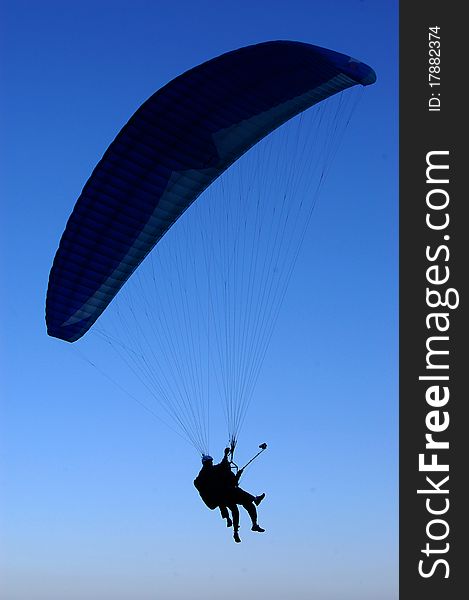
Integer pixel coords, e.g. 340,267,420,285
46,40,376,342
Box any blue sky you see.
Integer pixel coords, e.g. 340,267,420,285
1,1,398,599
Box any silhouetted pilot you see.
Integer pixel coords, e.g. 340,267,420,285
193,453,231,525
194,448,266,543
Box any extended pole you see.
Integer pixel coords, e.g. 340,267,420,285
240,442,267,471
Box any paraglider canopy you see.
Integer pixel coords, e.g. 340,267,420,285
46,40,376,343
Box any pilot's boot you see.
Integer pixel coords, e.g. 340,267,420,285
254,493,265,506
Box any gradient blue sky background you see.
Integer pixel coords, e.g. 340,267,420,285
1,1,398,599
